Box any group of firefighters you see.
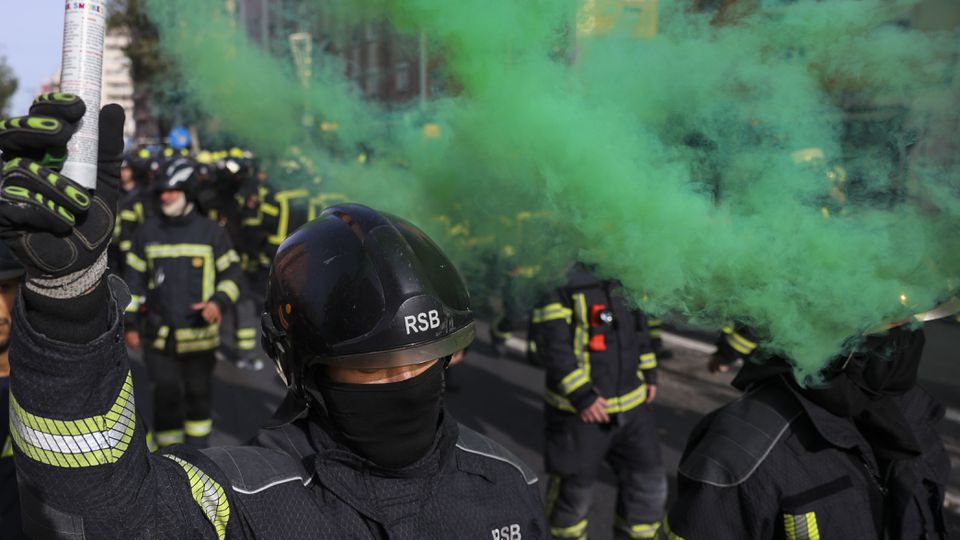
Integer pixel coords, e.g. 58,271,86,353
0,93,952,539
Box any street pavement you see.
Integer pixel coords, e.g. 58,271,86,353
128,319,960,538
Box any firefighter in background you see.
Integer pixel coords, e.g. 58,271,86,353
659,320,950,539
531,262,667,540
0,244,24,538
124,158,242,448
114,149,155,277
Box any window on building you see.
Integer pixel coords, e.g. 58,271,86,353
395,62,410,92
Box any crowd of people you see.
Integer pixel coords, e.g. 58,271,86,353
0,94,952,539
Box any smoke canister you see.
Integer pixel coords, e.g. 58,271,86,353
59,1,107,189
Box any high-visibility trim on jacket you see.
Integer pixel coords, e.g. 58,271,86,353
215,279,240,303
265,189,310,246
145,244,216,300
2,435,13,458
126,252,147,273
615,516,661,539
639,351,658,371
215,250,240,272
164,454,230,540
648,318,663,339
9,372,136,468
551,518,588,539
784,512,820,540
125,294,145,314
544,383,648,414
723,326,757,355
531,303,573,324
569,293,592,393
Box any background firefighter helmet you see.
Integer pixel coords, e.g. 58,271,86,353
262,203,475,399
154,157,199,199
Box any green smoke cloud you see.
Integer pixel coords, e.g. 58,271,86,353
142,0,960,381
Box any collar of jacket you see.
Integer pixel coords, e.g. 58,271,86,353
304,409,459,523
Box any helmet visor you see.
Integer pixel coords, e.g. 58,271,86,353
305,322,475,370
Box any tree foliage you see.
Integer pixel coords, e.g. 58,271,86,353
0,56,18,116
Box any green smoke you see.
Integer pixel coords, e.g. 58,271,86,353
142,0,960,381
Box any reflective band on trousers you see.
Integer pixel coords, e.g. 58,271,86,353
10,372,136,467
551,518,587,539
184,419,213,437
615,516,661,539
165,454,230,539
784,512,820,540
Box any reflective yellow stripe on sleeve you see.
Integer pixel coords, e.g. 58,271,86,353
164,455,230,539
531,303,573,324
639,352,657,370
723,326,757,355
10,372,136,467
126,253,147,272
216,280,240,303
215,250,240,272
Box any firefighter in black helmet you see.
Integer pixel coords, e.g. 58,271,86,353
124,157,243,448
0,95,546,538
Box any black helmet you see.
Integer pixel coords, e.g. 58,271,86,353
0,242,24,282
262,204,475,399
154,157,198,198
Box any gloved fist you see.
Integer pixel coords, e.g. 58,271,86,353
0,93,124,298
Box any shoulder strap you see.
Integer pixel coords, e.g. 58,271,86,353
455,424,538,485
201,439,311,495
679,378,803,487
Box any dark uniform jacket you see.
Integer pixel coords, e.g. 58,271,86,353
124,210,241,354
0,376,24,539
531,264,658,414
9,278,548,539
659,376,951,539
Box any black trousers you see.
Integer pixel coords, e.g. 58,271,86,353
544,403,667,539
143,347,216,445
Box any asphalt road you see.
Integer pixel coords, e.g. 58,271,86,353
127,319,960,538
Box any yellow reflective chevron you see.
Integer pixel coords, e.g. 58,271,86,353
216,279,240,303
551,519,588,539
532,302,573,324
784,512,820,540
10,372,136,468
165,455,230,539
615,517,661,539
215,250,240,272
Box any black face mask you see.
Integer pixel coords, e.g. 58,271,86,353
314,360,445,469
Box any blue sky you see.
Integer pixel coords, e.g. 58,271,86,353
0,2,70,114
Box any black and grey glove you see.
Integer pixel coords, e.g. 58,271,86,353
0,93,124,298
